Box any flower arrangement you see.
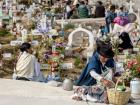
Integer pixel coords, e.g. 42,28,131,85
126,57,140,79
99,34,122,56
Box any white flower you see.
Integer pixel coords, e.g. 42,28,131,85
114,36,119,40
103,35,107,40
119,39,123,44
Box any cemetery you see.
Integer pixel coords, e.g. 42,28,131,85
0,0,140,105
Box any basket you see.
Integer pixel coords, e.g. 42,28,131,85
107,77,131,105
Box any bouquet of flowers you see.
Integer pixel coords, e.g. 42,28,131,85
126,57,140,79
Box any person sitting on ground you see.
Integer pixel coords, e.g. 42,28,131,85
76,38,115,86
77,1,89,18
72,39,116,103
118,32,133,52
13,42,45,82
94,1,105,18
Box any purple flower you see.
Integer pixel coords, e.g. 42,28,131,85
44,51,52,59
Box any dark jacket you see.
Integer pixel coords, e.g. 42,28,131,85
76,52,115,86
95,5,105,18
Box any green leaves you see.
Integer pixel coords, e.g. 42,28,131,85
0,28,10,37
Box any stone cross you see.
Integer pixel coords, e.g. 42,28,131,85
127,0,135,13
40,14,47,30
32,3,36,9
21,28,28,42
9,7,13,17
61,17,64,29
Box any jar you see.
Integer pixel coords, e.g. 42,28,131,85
63,78,73,91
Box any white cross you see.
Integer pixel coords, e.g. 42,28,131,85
127,0,135,13
61,17,64,29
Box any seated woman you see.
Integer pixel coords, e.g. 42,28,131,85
76,39,115,86
13,42,45,82
118,32,133,52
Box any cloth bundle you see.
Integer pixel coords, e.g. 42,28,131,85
71,86,108,103
114,16,130,26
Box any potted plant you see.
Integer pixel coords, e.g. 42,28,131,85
126,56,140,99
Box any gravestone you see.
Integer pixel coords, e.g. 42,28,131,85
36,14,50,34
31,40,39,46
2,53,12,59
10,40,23,46
66,26,95,62
66,26,94,50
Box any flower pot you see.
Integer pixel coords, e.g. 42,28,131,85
130,78,140,99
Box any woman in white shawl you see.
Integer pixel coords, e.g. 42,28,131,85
13,42,45,82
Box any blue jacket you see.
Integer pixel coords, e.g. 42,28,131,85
76,52,115,86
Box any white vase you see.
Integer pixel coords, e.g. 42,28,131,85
130,78,140,99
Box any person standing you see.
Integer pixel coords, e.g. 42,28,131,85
77,1,89,18
105,5,117,33
65,1,73,19
94,1,105,18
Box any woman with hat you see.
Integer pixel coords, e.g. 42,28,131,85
76,39,115,86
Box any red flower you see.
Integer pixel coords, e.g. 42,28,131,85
127,61,133,69
137,67,140,73
127,60,138,69
126,58,140,78
133,60,138,65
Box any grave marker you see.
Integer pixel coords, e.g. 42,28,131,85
10,40,23,46
61,63,74,69
40,64,49,70
3,53,12,59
